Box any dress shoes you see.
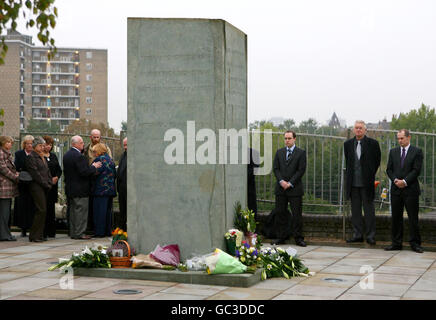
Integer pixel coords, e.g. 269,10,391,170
411,245,424,253
72,235,92,240
366,239,376,245
271,239,286,245
29,239,44,243
346,237,363,243
295,239,307,247
384,244,402,251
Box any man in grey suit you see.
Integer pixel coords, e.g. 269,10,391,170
270,130,307,247
344,120,381,245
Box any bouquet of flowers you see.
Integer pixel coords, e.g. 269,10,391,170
235,241,261,267
258,247,311,280
48,245,111,271
111,228,128,244
233,202,257,234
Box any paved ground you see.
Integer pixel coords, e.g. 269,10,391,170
0,233,435,300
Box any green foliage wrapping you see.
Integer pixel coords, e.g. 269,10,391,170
233,202,257,233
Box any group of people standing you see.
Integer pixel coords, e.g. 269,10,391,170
0,129,128,242
264,121,425,253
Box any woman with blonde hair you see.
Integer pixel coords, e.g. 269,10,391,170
13,135,35,237
91,143,116,237
0,136,20,241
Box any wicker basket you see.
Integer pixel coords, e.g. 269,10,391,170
109,240,132,268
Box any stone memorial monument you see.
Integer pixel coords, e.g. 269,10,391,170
127,18,247,260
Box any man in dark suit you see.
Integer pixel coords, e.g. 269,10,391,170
344,120,381,245
385,129,424,253
63,136,101,240
115,137,127,231
271,130,307,246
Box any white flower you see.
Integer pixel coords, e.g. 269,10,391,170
267,264,272,270
82,246,92,256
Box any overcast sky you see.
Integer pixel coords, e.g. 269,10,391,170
15,0,436,131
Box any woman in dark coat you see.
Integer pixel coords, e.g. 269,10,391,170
42,135,62,239
26,137,53,242
91,143,116,237
13,135,35,237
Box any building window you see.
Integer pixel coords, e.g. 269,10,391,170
86,74,92,81
86,51,92,59
86,85,92,93
86,97,92,104
86,108,92,115
86,63,93,70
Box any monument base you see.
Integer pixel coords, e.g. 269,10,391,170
73,268,263,288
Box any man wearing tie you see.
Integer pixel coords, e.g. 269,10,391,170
344,120,381,245
385,129,424,253
270,130,307,246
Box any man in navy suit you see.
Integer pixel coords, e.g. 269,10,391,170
270,130,307,246
63,136,101,240
386,129,424,253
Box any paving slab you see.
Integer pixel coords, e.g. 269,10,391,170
144,292,207,300
402,290,436,299
160,283,227,297
299,273,361,288
383,256,434,269
250,277,305,290
19,288,92,300
337,293,400,300
347,282,411,297
409,278,436,292
375,266,427,276
282,284,348,298
273,294,335,300
372,272,421,285
207,287,281,300
80,284,164,300
47,276,121,292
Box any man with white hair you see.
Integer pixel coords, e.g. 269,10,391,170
344,120,381,245
63,135,102,240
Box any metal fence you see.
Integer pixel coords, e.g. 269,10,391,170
254,128,436,215
14,131,126,195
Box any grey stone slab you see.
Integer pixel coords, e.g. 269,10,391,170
73,267,262,288
375,266,427,276
273,294,335,300
384,256,435,268
337,293,400,300
373,272,421,285
251,277,305,290
410,278,436,292
161,283,227,297
127,18,247,260
0,276,59,294
283,284,348,298
207,287,281,300
143,292,205,300
80,284,164,300
0,245,50,254
402,290,436,299
347,282,411,297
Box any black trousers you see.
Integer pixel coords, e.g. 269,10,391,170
390,193,421,247
350,187,376,240
115,190,127,231
275,194,304,241
28,183,47,241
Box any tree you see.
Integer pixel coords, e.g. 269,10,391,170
121,120,127,132
298,118,318,134
63,118,116,137
390,103,436,132
26,118,60,133
0,0,58,65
